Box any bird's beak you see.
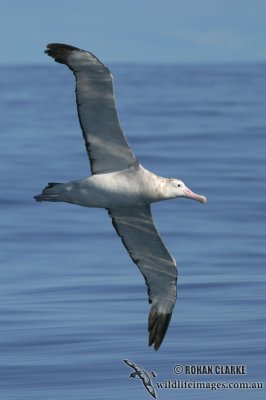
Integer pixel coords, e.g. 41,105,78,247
183,186,207,203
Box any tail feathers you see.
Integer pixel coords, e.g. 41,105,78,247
34,194,61,202
46,182,62,188
34,182,64,202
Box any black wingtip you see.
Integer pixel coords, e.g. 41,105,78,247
44,43,107,72
148,304,172,351
44,43,83,64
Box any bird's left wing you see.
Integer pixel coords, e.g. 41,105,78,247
45,43,137,175
108,206,177,350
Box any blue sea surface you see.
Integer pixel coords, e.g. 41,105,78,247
0,62,265,399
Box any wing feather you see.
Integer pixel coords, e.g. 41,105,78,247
45,43,137,174
108,206,177,350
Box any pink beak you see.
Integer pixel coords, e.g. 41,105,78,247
183,187,207,203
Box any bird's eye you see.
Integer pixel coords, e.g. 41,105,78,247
178,184,181,187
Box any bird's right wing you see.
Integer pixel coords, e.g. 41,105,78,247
108,206,177,350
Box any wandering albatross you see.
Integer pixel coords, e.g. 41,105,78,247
35,44,207,350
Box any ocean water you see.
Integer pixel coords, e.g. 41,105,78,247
0,62,265,400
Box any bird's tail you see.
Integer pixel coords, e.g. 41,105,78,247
34,182,64,202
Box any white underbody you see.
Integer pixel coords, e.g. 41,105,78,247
59,164,172,209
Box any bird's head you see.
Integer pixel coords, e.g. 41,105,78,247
167,178,207,203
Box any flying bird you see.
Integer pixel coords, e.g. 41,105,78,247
124,359,157,398
35,43,207,350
